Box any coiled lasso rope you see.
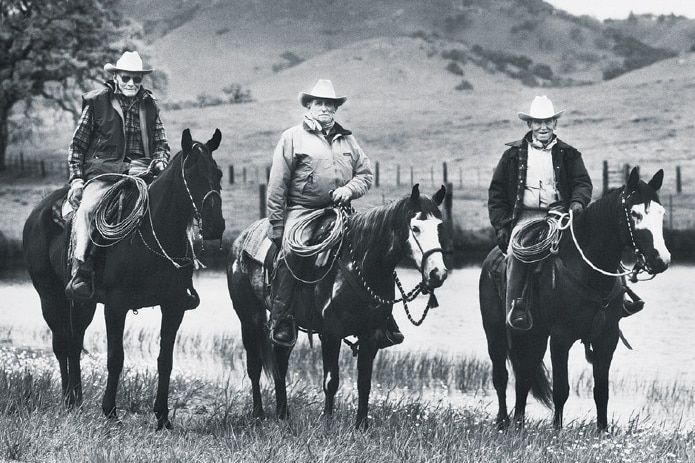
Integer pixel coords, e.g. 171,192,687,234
282,207,347,284
284,207,346,258
91,174,149,246
510,211,570,263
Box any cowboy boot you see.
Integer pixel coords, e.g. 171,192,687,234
269,301,296,347
65,258,95,300
375,314,405,349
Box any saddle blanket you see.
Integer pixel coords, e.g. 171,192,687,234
241,219,273,264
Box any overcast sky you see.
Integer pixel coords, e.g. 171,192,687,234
545,0,695,20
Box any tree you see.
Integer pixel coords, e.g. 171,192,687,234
0,0,126,170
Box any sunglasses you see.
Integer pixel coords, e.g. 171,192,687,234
119,74,143,84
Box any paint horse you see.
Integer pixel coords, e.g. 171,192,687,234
479,168,670,431
227,184,448,428
23,129,224,430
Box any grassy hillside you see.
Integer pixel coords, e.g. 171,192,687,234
128,0,684,101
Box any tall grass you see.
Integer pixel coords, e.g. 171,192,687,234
0,333,693,462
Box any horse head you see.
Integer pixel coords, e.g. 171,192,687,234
624,168,670,275
406,184,448,290
177,128,225,241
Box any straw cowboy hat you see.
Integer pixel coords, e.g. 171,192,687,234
299,79,347,107
517,95,564,121
104,51,154,74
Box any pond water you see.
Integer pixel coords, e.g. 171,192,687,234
1,265,693,428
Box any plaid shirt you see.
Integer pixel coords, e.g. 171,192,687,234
68,84,169,182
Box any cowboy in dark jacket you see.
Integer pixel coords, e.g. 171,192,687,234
488,95,592,330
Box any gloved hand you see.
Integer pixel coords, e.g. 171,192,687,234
270,235,283,249
496,228,510,253
67,179,84,209
331,186,352,206
152,159,168,174
570,201,584,215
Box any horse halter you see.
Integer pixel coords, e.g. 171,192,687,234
409,224,445,278
180,142,221,241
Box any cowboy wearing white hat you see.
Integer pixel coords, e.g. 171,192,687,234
104,51,154,74
298,79,347,107
65,50,174,303
488,95,593,330
264,79,403,348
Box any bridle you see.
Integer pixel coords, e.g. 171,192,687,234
180,142,222,241
342,214,445,325
568,188,656,280
139,142,221,268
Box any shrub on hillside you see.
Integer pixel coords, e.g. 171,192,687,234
445,61,464,76
455,80,474,91
272,51,305,73
441,49,467,63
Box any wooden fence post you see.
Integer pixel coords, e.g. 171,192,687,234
396,164,400,186
442,162,448,185
444,182,454,268
243,167,247,183
410,166,414,186
228,165,234,185
676,166,681,194
602,160,608,195
258,184,267,218
375,161,380,188
40,160,46,178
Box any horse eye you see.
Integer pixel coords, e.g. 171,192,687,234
412,225,420,234
631,211,642,220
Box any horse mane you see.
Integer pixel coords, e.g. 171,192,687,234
583,187,622,233
347,192,442,270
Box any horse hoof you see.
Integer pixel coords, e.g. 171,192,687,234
155,419,173,431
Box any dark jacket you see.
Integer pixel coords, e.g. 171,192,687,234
488,131,593,234
68,82,162,182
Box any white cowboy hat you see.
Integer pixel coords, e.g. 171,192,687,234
517,95,564,121
104,51,153,74
298,79,347,107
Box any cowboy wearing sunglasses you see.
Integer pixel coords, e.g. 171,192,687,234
65,51,171,301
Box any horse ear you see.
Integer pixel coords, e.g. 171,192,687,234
207,129,222,152
433,185,446,206
182,128,192,152
648,169,664,191
410,183,421,204
627,167,640,192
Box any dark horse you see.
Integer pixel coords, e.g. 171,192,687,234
22,129,224,430
479,168,670,431
227,184,448,428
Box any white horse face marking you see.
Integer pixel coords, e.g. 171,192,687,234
408,212,448,288
631,201,671,272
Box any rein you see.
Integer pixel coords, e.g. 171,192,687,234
342,216,441,325
569,189,651,279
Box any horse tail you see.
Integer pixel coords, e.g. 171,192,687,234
529,360,553,408
259,335,279,381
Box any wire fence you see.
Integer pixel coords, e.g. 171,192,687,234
5,153,695,229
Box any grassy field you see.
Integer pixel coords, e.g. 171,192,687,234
0,328,693,463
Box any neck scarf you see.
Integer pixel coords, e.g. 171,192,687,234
304,113,335,134
529,134,557,151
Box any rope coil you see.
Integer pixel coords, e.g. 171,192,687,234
510,211,569,263
92,174,149,246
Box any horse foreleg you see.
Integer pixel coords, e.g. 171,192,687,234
66,301,97,408
320,334,341,417
272,345,292,419
355,338,377,429
591,334,618,432
153,305,186,431
550,334,572,430
102,305,127,420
